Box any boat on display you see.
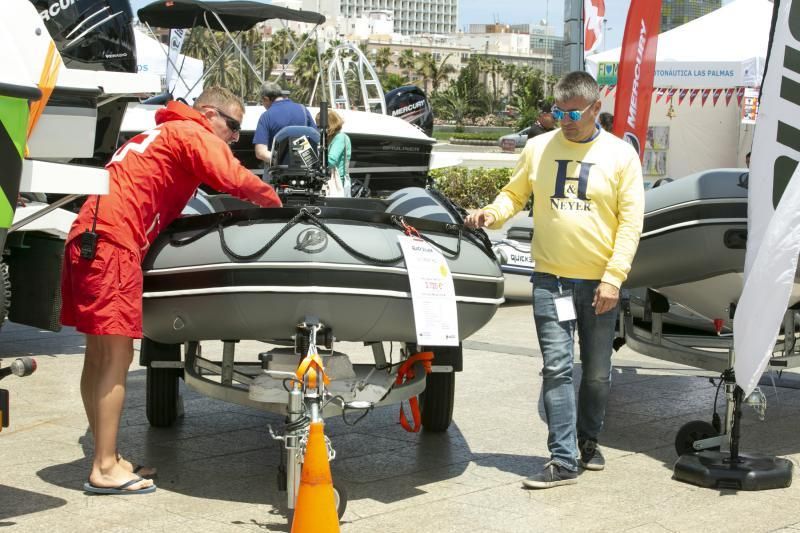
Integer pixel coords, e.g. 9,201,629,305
490,205,725,333
142,182,503,345
124,1,503,520
621,169,800,371
121,102,438,194
491,217,535,302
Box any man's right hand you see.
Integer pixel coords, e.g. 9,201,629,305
464,210,495,229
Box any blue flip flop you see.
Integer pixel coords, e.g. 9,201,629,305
84,477,156,495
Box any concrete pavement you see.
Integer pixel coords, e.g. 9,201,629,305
3,299,800,532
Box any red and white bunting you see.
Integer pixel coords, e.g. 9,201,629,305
605,84,616,96
737,87,746,106
655,88,665,103
688,88,700,106
667,88,678,102
677,88,689,105
700,89,711,107
712,88,723,106
725,87,735,105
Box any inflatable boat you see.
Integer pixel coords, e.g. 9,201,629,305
142,184,504,345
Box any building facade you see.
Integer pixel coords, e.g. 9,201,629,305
339,0,457,35
661,0,722,32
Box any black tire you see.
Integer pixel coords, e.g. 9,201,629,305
420,371,455,432
333,483,347,519
675,420,719,456
143,337,181,428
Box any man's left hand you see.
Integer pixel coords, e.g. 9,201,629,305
592,282,619,315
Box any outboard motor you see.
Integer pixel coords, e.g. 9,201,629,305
385,85,434,137
268,126,325,201
29,0,137,72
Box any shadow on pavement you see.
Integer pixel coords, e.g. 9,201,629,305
0,485,67,525
35,367,472,528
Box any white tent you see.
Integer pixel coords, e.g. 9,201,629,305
585,0,772,179
134,29,204,100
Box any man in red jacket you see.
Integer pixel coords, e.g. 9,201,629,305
61,86,282,495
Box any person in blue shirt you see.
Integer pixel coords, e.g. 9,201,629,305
253,81,316,164
317,109,352,196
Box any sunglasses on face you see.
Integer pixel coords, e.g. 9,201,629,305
203,105,241,133
551,102,595,122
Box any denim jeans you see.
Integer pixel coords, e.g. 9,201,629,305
531,272,619,471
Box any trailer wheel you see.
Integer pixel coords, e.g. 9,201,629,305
420,371,455,432
0,263,10,329
143,337,181,428
675,420,719,456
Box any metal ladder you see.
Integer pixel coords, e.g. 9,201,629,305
327,44,386,114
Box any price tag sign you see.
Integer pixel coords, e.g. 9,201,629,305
398,235,459,346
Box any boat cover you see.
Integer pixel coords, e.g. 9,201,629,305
137,0,326,31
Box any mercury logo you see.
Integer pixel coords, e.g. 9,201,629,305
39,0,77,21
625,19,647,146
391,100,425,117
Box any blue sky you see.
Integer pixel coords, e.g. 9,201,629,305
458,0,735,50
131,0,734,51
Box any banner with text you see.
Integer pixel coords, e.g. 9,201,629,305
734,0,800,398
611,0,661,161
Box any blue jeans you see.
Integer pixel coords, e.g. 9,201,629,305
532,272,619,471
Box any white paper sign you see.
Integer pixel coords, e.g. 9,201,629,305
398,235,459,346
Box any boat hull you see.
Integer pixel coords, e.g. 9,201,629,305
142,189,503,344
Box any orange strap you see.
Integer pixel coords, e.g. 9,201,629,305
27,41,62,147
399,217,422,238
395,351,434,432
295,349,330,389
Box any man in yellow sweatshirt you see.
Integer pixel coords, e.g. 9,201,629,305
466,71,644,489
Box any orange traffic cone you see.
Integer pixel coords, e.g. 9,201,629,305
291,421,340,532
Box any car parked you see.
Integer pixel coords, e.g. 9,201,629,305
498,127,531,149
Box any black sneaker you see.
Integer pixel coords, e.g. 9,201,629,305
521,461,578,489
579,439,605,471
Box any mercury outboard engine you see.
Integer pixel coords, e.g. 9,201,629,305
29,0,137,72
385,85,434,137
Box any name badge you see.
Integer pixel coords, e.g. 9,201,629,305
554,293,577,322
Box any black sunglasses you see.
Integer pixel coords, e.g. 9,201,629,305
203,105,241,133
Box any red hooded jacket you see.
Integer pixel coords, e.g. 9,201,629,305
67,101,282,258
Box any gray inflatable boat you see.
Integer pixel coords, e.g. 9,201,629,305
141,187,504,344
626,168,794,328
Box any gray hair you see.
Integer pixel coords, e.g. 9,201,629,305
553,71,600,103
260,81,288,99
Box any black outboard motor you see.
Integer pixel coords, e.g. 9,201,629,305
30,0,137,73
385,85,434,137
268,126,325,201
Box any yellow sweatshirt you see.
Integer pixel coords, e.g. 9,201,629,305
484,128,644,288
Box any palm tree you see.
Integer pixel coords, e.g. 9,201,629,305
512,66,546,129
289,40,320,105
502,63,518,100
417,52,456,95
380,72,407,92
488,57,504,106
398,49,416,81
374,47,392,75
432,82,484,130
183,28,242,93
